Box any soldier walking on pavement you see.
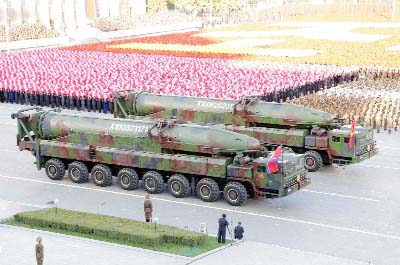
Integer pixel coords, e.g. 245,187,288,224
217,213,229,243
35,237,44,265
144,194,153,223
234,221,244,240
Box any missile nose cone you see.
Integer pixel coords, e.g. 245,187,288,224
242,136,261,151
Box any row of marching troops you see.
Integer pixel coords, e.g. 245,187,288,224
0,88,114,114
262,70,358,103
358,66,400,81
289,78,400,134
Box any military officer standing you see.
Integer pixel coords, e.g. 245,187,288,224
144,194,153,223
35,237,44,265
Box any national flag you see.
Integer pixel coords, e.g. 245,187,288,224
271,146,283,159
266,146,283,174
266,159,279,174
349,120,355,148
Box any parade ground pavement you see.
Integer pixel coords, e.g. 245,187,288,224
0,225,369,265
1,103,399,265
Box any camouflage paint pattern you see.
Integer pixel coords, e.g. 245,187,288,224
114,91,378,166
114,92,334,127
12,108,310,200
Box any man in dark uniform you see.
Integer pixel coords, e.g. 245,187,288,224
234,221,244,240
217,213,229,243
0,87,5,103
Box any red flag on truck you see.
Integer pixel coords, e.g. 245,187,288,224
271,146,282,159
349,120,355,148
266,146,283,174
267,159,279,174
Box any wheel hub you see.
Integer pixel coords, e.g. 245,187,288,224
48,165,57,175
171,181,181,193
227,189,239,202
71,168,80,179
95,171,104,182
121,174,130,185
146,178,155,189
306,157,315,167
200,185,211,198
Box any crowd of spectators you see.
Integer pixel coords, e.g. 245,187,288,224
87,12,201,32
0,24,59,42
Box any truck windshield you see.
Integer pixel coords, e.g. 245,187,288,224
281,149,305,173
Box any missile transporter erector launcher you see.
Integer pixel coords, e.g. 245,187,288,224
113,91,378,172
12,108,309,206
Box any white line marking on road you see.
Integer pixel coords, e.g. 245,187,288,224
0,122,16,126
0,199,48,209
0,107,20,110
253,242,374,265
301,189,380,202
0,174,399,241
379,146,400,150
0,149,18,153
358,164,400,170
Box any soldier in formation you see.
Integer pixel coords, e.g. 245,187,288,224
288,78,400,134
0,87,114,114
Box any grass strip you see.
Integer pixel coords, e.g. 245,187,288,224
5,208,223,257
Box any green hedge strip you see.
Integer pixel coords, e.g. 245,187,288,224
14,209,206,247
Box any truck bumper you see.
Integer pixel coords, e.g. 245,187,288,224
356,147,378,163
283,177,310,196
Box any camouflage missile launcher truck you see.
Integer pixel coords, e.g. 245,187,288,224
113,91,378,172
12,107,309,206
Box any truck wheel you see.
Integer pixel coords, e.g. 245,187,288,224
45,159,65,180
91,164,113,187
223,182,247,206
196,178,220,202
68,161,89,183
143,171,164,194
304,150,323,172
168,174,190,198
117,168,139,190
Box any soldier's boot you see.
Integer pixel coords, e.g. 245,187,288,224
377,127,380,133
395,127,398,131
389,129,391,134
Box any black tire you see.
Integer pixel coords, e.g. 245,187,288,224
117,168,139,190
196,178,220,202
68,161,89,183
45,158,65,180
167,174,190,198
143,171,164,194
304,150,323,172
223,182,248,206
91,164,113,187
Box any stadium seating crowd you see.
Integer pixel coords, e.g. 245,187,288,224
0,24,59,42
87,12,201,32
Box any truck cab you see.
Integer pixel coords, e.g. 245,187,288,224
227,148,309,200
328,125,378,165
